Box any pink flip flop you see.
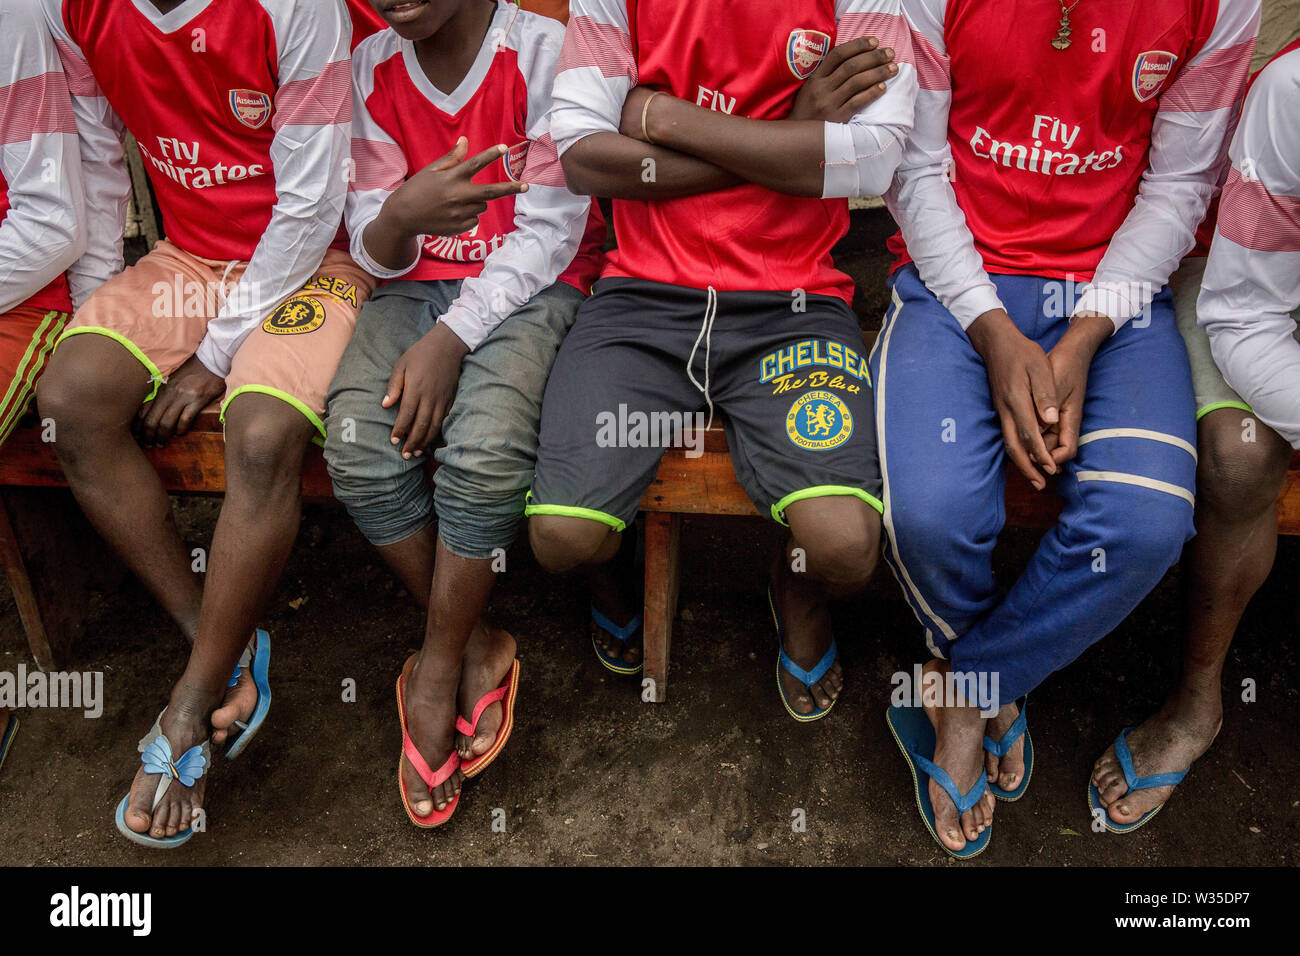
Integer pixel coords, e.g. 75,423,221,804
458,658,520,779
396,656,461,828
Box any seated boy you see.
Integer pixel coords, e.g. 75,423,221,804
36,0,371,847
0,0,88,782
879,0,1259,855
0,0,85,447
1090,38,1300,830
322,0,605,825
1089,37,1299,832
526,1,915,718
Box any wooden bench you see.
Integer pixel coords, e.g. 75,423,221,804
4,332,1300,701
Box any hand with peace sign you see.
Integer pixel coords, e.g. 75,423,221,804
362,137,529,273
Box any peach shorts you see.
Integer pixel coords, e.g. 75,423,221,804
60,241,375,439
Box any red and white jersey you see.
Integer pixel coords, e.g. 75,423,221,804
44,0,353,378
552,0,917,300
886,0,1260,330
1199,40,1300,445
0,0,84,316
345,0,387,50
348,0,604,351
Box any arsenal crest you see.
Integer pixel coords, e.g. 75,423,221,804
787,29,831,80
503,141,530,182
1131,51,1178,103
229,89,273,129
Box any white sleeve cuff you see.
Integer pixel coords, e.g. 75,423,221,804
350,218,423,281
438,310,484,353
947,284,1006,331
195,337,232,380
1071,283,1145,332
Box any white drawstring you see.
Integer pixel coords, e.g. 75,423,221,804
217,259,238,311
686,286,718,430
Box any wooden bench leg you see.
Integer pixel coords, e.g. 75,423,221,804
0,487,121,670
642,511,680,703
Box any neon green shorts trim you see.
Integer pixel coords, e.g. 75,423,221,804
57,326,165,402
221,384,327,447
1196,400,1253,421
771,484,884,526
523,500,628,533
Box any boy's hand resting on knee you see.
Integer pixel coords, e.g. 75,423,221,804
967,308,1059,491
135,355,225,448
382,322,469,460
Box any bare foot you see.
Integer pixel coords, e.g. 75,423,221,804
398,654,463,817
122,706,209,840
455,624,517,760
984,700,1026,792
211,637,260,748
586,531,642,670
770,562,842,716
1091,698,1221,825
922,660,995,851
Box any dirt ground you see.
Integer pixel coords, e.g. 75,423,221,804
1,211,1297,866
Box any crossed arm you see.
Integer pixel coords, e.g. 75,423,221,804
559,37,903,201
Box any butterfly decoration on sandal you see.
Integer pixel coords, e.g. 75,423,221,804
141,734,208,787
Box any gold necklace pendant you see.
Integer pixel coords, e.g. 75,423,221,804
1052,13,1072,49
1053,0,1080,50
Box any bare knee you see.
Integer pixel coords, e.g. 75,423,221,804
529,514,616,574
37,342,146,462
1197,411,1291,521
787,495,881,593
223,394,313,497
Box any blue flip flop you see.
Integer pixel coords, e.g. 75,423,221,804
768,585,838,723
887,701,992,859
591,605,643,676
0,710,17,774
223,629,272,759
1087,726,1188,833
114,711,211,849
984,696,1033,801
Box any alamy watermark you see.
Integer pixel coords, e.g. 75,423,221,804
0,665,103,718
595,405,708,459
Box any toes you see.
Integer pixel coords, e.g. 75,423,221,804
125,777,156,835
998,766,1021,791
930,782,965,851
402,757,434,817
810,681,833,711
1096,771,1127,804
985,749,999,783
1092,749,1118,780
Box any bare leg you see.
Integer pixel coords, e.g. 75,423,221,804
1092,409,1290,823
770,495,879,715
923,659,996,851
38,336,202,641
120,394,313,838
399,542,499,817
